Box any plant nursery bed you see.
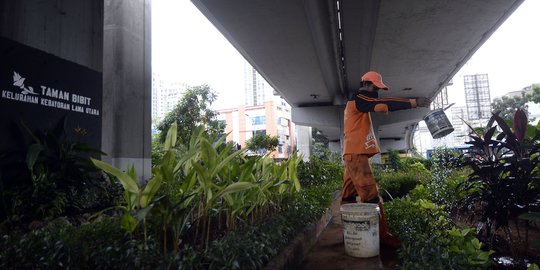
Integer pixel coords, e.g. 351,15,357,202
451,212,540,269
262,207,333,270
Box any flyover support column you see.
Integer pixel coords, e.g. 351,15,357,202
295,125,312,162
102,0,152,182
328,141,342,156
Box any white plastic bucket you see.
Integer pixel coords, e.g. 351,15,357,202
423,109,454,139
340,203,380,258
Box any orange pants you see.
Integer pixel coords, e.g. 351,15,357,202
341,154,401,248
341,154,379,203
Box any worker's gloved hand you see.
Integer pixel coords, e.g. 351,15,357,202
416,97,431,107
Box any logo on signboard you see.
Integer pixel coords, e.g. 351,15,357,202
13,71,39,95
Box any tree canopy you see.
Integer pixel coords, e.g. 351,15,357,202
491,93,529,123
525,83,540,104
246,133,278,155
307,128,340,162
491,83,540,123
156,84,224,144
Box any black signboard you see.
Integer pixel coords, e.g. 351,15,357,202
0,37,102,152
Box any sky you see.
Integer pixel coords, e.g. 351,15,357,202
447,0,540,104
152,0,540,109
152,0,245,109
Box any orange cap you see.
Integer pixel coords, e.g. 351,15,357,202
361,71,388,90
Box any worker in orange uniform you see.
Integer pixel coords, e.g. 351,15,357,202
342,71,430,248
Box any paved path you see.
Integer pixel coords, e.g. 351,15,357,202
301,198,398,270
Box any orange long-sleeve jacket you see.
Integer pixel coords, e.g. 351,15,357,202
343,90,417,157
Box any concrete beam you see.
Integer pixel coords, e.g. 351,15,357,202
291,105,343,141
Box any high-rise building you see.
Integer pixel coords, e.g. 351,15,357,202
151,73,188,124
449,106,469,145
244,61,273,106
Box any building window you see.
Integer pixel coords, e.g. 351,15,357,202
253,129,266,136
277,117,288,126
278,145,283,154
253,116,266,125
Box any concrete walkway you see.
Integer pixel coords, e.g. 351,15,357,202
301,198,399,270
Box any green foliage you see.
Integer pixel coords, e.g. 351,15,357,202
377,171,427,201
156,84,224,144
297,156,342,188
246,133,279,155
310,128,342,163
397,227,494,270
386,198,493,269
525,83,540,104
0,217,188,269
425,147,465,206
0,176,339,269
93,123,190,243
373,154,431,201
491,93,530,123
460,111,540,242
386,198,451,243
387,150,403,172
1,121,344,269
311,128,329,146
407,184,431,201
204,183,335,269
401,156,431,170
311,142,341,163
519,211,540,250
0,118,114,224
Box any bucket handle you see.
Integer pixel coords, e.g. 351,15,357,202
443,102,455,111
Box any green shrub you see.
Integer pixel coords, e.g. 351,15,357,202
297,157,342,187
2,124,342,269
0,218,178,269
386,150,403,172
385,197,493,269
205,183,335,269
377,171,427,201
397,227,494,270
385,198,451,243
459,110,540,246
0,181,338,269
0,119,118,224
407,184,431,201
402,156,431,170
423,148,469,207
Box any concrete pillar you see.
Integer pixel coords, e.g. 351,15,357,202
295,125,312,161
102,0,152,182
328,141,341,156
0,0,103,72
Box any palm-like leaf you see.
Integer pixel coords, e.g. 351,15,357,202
91,158,139,194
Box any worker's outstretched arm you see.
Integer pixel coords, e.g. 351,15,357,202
355,90,417,113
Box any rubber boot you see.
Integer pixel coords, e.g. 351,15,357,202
378,201,401,249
